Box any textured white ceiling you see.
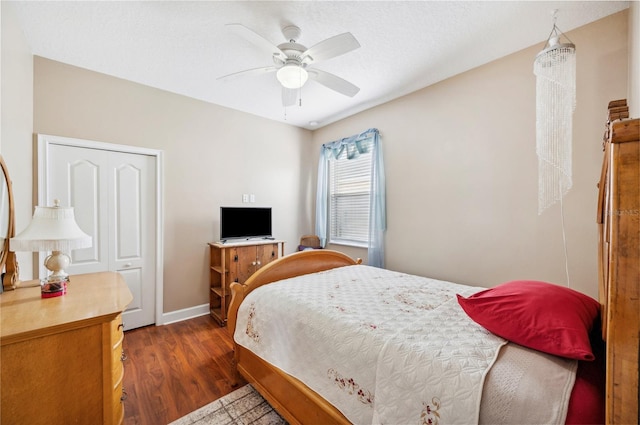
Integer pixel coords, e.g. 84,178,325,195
11,1,629,129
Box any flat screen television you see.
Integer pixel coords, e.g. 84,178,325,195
220,207,272,241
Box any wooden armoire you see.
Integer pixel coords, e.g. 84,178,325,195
597,99,639,424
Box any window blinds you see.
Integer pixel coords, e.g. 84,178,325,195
329,149,372,245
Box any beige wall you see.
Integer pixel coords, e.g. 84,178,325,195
630,1,639,117
311,11,629,299
32,58,313,313
1,2,34,277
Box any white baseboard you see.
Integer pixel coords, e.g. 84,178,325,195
161,303,210,325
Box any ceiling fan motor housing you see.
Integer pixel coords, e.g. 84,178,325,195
274,42,306,66
282,25,302,43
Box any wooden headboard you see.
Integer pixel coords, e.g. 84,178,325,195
597,99,639,424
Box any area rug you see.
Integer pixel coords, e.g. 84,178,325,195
169,384,287,425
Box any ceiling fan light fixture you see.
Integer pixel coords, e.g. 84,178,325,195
277,64,308,89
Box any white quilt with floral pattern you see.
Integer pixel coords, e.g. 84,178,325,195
234,265,507,424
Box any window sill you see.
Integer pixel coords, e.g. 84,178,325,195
329,240,368,249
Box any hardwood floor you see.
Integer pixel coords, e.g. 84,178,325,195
122,315,246,425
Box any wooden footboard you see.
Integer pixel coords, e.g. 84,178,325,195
227,250,360,424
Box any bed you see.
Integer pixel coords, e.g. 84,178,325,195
227,104,639,424
228,251,603,424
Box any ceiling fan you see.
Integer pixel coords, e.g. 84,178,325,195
219,24,361,107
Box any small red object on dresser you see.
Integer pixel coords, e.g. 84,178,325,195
41,277,68,298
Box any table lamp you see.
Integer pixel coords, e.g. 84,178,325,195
10,200,92,298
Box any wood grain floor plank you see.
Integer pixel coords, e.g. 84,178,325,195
123,315,244,425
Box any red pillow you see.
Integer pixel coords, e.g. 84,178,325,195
457,280,600,360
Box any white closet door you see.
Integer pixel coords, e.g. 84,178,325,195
108,152,156,329
46,144,156,330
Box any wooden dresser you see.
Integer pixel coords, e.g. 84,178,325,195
0,272,133,425
208,240,284,325
597,101,639,424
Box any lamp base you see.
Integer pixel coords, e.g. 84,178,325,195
41,251,71,298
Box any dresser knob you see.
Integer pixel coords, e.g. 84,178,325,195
121,350,128,362
121,388,128,402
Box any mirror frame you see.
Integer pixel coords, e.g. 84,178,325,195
0,155,18,291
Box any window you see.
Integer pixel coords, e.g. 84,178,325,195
328,142,373,246
315,128,385,268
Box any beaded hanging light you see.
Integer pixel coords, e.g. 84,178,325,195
533,12,576,214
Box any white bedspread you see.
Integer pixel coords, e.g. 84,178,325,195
234,265,507,424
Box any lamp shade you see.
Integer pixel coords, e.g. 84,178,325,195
10,204,92,253
277,64,308,89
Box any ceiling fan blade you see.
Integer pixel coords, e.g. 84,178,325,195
217,66,277,81
301,32,360,64
282,88,297,107
307,69,360,97
227,24,287,62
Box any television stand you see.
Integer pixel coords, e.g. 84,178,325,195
207,239,285,325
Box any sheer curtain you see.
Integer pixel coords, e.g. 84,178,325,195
315,128,386,268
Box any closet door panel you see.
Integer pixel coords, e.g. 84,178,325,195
47,145,109,273
68,159,101,265
113,163,142,260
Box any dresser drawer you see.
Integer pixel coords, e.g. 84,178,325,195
112,378,125,425
112,350,125,386
110,314,126,425
111,314,124,343
111,336,125,377
110,316,126,385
